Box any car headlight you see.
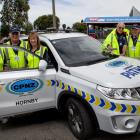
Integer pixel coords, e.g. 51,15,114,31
97,85,140,100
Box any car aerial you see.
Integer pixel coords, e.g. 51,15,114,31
1,32,140,140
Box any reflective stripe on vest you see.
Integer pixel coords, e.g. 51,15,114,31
6,40,27,49
27,46,46,69
5,40,27,69
127,34,140,59
0,49,4,71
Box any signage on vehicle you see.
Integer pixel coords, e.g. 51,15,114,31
6,79,43,95
106,60,128,68
16,98,38,106
120,66,140,79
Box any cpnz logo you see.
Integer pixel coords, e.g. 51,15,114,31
106,60,128,68
6,79,43,95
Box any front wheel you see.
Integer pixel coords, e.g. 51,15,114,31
65,98,95,140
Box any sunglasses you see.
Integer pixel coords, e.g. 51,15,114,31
118,27,124,30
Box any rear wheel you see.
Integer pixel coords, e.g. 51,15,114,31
65,98,95,140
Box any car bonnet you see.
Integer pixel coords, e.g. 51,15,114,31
69,56,140,88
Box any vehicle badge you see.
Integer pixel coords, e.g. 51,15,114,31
106,60,128,68
15,56,19,61
132,46,136,51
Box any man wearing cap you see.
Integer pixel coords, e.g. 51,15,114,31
4,25,27,69
127,24,140,59
102,22,129,56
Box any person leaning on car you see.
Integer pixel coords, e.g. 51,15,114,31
102,23,129,56
4,26,27,69
126,24,140,59
26,31,48,69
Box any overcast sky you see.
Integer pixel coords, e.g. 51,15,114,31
29,0,140,27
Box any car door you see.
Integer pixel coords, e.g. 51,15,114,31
0,45,56,118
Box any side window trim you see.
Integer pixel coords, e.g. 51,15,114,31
40,40,58,70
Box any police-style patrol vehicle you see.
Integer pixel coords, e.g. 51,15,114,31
0,33,140,140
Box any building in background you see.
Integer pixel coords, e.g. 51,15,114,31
84,7,140,39
129,6,140,16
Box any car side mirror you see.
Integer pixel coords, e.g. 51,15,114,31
39,60,48,72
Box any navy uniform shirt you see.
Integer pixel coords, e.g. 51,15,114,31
117,32,127,54
131,35,138,46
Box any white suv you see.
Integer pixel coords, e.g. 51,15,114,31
0,32,140,140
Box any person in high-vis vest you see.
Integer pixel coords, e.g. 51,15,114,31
126,24,140,59
27,32,48,69
5,26,27,69
102,23,129,56
0,48,4,71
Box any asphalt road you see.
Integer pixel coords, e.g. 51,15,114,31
0,109,140,140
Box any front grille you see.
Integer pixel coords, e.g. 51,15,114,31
135,87,140,94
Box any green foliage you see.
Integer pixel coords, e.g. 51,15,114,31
1,0,30,29
1,0,13,26
62,24,66,30
14,0,30,27
34,14,60,30
24,22,33,34
73,22,87,33
1,24,10,37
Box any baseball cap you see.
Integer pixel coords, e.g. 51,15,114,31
10,26,20,33
131,24,140,29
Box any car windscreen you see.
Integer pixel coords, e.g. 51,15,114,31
51,36,110,67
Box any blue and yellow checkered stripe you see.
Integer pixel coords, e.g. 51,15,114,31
46,80,140,115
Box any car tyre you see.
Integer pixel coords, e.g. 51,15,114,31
65,98,94,140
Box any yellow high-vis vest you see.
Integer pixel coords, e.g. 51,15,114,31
127,34,140,59
0,48,4,71
27,46,47,69
5,40,27,69
102,29,129,55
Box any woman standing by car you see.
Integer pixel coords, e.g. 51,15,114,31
27,32,48,68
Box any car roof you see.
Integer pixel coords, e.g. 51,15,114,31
39,32,88,40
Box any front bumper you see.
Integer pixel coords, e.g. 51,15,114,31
97,114,140,134
90,89,140,134
112,115,140,132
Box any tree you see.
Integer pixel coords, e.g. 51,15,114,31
34,14,60,31
24,22,33,34
14,0,30,28
62,24,66,31
72,22,87,33
1,24,10,37
1,0,30,29
1,0,14,26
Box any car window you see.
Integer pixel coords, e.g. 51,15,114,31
0,45,49,72
22,38,57,70
52,36,109,67
40,41,58,70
